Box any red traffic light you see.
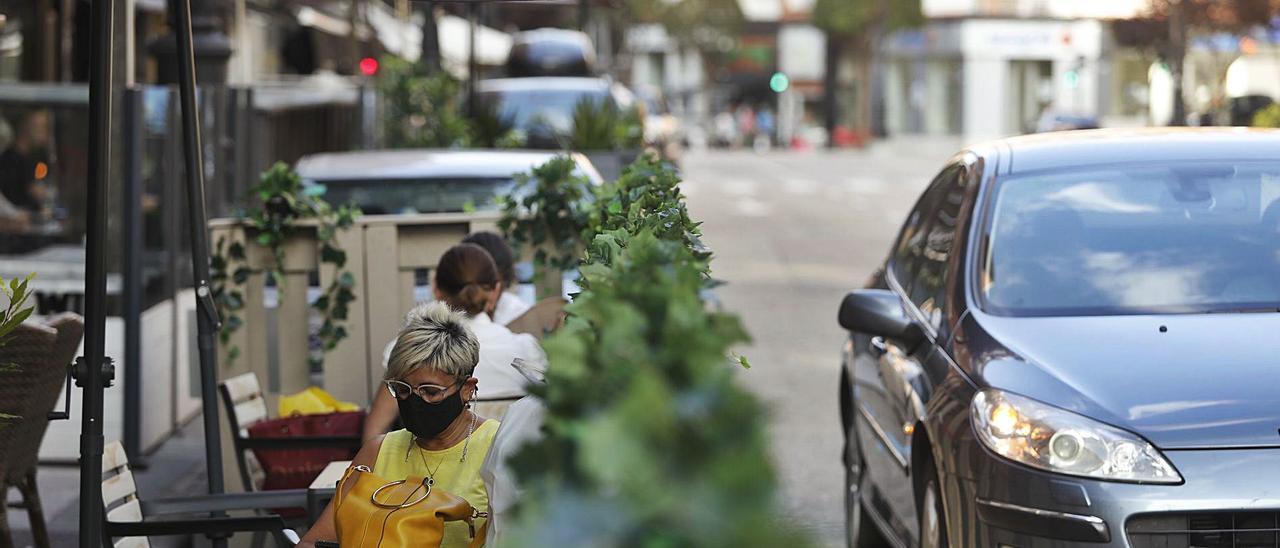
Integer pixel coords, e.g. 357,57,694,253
359,57,378,76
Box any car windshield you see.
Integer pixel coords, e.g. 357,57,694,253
481,88,609,134
982,161,1280,316
311,177,516,215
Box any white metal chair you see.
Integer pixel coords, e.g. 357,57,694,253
100,440,303,547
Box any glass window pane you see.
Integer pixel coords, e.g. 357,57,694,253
983,161,1280,315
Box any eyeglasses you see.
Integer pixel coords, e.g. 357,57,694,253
384,378,465,404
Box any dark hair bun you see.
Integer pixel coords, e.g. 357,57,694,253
435,243,499,316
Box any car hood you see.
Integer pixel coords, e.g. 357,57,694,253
969,311,1280,449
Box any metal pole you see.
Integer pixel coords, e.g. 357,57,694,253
79,0,114,545
171,0,227,534
122,89,144,465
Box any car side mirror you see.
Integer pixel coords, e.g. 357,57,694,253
838,289,925,350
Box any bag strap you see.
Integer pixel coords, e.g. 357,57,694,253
468,518,489,548
333,464,368,514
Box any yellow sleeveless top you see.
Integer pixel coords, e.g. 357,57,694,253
373,420,499,548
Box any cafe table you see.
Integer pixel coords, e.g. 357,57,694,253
307,460,352,521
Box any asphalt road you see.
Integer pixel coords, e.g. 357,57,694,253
681,139,962,546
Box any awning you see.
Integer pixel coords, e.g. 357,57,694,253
365,1,421,63
438,14,512,78
293,3,511,77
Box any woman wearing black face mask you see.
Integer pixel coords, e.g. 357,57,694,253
298,302,498,548
363,243,549,442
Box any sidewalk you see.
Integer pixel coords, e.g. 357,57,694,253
7,417,212,548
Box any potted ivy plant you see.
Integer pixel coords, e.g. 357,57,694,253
0,273,36,429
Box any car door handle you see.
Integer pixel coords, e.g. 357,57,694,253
869,336,888,352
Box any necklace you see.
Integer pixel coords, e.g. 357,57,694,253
459,408,478,463
414,442,445,483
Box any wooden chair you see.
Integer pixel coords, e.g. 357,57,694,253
101,440,304,547
218,372,362,493
0,323,56,548
505,297,568,340
2,314,82,548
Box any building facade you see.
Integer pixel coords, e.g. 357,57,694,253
884,0,1156,141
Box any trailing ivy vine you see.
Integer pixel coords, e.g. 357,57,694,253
211,163,361,370
497,155,594,274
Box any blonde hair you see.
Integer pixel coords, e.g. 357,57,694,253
385,302,480,381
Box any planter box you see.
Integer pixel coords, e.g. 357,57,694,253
583,149,641,181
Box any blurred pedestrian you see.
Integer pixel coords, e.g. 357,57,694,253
736,104,757,147
755,106,775,154
714,110,736,148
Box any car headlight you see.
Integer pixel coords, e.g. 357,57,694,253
971,389,1181,484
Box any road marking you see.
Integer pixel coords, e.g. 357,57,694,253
783,177,819,195
735,197,771,217
845,176,886,195
723,178,759,197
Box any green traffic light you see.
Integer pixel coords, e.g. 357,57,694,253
770,72,789,93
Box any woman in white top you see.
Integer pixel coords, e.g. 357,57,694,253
462,231,532,325
362,243,547,440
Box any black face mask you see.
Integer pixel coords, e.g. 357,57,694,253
397,387,465,440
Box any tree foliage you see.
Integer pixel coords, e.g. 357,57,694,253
377,55,474,149
1252,103,1280,127
1147,0,1280,31
811,0,922,40
625,0,744,52
1122,0,1280,50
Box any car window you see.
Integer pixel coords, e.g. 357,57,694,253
891,164,967,329
311,177,517,215
479,88,611,135
982,160,1280,315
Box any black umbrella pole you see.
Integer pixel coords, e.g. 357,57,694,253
79,0,114,545
171,0,227,516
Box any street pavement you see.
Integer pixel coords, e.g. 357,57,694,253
681,137,963,546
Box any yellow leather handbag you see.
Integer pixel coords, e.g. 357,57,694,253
333,465,487,548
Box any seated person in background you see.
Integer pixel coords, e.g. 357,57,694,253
299,302,497,548
0,191,30,233
462,231,531,325
363,243,548,441
0,110,51,218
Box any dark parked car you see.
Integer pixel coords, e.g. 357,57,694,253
506,28,596,77
838,129,1280,548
